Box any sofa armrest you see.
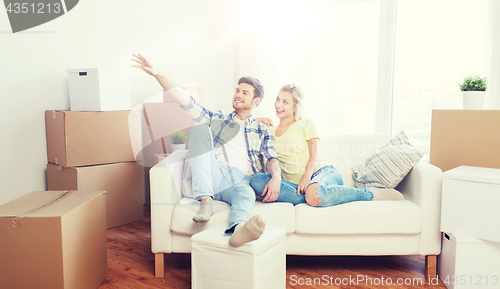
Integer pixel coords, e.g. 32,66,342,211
396,161,443,255
150,150,187,254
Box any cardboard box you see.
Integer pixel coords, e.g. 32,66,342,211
438,232,500,289
430,110,500,172
47,162,143,228
68,68,131,111
142,102,194,157
0,190,107,289
441,166,500,242
45,110,136,167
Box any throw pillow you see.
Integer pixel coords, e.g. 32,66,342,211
352,131,423,189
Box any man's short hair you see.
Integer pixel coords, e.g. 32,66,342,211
238,76,264,101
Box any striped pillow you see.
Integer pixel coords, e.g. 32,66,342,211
352,131,423,189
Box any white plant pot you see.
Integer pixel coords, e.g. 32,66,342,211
170,143,186,153
462,91,485,110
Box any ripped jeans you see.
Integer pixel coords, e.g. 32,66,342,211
249,166,373,207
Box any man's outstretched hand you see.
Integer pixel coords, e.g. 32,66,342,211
131,53,158,76
131,54,179,94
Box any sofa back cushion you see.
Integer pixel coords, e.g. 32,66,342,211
319,134,389,187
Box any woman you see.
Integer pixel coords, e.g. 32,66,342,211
250,84,403,207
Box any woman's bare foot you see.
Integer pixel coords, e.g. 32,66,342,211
370,188,405,200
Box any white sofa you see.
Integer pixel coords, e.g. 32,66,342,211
150,134,443,278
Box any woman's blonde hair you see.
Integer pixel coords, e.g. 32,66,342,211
280,84,304,121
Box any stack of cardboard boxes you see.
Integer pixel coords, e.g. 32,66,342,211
431,110,500,289
46,68,143,229
0,68,143,289
437,166,500,289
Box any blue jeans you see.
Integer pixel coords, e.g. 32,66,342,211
250,166,373,207
188,124,255,234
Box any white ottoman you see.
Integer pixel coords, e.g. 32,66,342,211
191,222,287,289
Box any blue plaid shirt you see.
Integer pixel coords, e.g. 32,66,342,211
182,97,278,174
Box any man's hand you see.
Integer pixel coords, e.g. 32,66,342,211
131,53,158,76
256,117,274,127
131,53,182,98
262,176,281,202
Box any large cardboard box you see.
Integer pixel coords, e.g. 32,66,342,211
430,110,500,172
45,110,136,167
0,190,107,289
68,68,131,111
438,232,500,289
142,102,194,159
47,162,143,229
140,103,194,209
441,166,500,242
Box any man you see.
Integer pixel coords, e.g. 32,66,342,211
132,54,281,247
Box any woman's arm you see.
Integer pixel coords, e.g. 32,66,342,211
297,138,320,194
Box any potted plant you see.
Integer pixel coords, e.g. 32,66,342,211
170,130,186,152
459,75,487,110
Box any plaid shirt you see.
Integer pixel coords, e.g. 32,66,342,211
182,97,278,174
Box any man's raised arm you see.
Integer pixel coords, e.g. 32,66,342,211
131,53,192,107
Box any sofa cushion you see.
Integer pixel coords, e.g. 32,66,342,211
255,202,295,233
171,200,230,236
294,200,422,235
171,200,296,236
352,131,423,188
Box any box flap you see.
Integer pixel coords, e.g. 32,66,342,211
444,165,500,185
0,191,104,218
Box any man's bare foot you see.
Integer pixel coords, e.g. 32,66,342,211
229,215,266,247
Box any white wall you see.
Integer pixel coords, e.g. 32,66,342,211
0,0,237,205
487,0,500,109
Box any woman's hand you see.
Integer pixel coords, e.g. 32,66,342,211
131,53,158,76
297,175,311,195
256,117,274,127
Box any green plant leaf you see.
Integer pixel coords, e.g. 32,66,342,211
459,75,487,91
170,130,185,144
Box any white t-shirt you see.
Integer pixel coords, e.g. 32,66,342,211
215,118,253,176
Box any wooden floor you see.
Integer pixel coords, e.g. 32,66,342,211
99,207,446,289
